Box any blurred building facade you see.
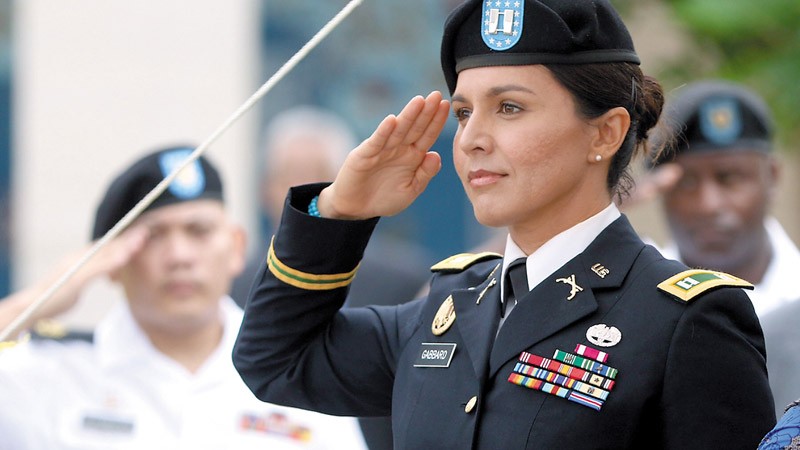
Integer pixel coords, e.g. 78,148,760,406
10,0,260,328
3,0,799,329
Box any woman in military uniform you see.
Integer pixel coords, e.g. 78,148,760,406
234,0,775,448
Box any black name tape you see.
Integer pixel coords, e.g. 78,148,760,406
414,342,457,368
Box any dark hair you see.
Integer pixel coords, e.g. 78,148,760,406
546,63,664,201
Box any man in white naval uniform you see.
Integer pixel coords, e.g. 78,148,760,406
0,145,367,450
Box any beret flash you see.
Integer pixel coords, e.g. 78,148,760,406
92,145,224,240
651,80,774,166
440,0,641,95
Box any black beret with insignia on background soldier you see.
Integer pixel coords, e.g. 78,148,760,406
92,145,224,240
650,80,774,166
440,0,641,95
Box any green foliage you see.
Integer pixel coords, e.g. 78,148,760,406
662,0,800,150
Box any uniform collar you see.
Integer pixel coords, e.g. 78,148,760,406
501,203,621,298
489,213,645,377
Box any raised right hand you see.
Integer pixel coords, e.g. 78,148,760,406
318,91,450,219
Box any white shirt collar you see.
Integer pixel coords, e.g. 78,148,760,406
95,296,242,375
501,203,621,299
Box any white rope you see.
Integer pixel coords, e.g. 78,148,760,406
0,0,364,342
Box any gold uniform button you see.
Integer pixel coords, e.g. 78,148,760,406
464,396,478,413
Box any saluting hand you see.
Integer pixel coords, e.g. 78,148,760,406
615,163,683,212
0,226,149,335
318,91,450,219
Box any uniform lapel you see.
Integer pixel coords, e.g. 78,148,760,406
452,263,502,383
488,215,645,378
489,258,598,377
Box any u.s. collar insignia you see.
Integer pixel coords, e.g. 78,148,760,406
159,148,206,199
586,324,622,348
699,97,742,146
482,0,524,51
432,295,456,336
591,263,610,279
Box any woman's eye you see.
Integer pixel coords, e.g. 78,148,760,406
453,107,471,120
500,103,521,114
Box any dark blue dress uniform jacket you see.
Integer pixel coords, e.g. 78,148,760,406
233,184,776,449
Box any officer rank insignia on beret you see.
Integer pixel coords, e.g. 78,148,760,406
440,0,640,94
430,252,502,273
482,0,524,51
657,269,753,303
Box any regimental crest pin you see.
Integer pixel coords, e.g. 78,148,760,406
481,0,524,51
432,295,457,336
586,324,622,348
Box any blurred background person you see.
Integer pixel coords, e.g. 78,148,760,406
648,79,800,318
647,79,800,417
229,106,432,450
0,145,367,450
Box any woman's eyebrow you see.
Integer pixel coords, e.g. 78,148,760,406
451,84,535,103
488,84,535,96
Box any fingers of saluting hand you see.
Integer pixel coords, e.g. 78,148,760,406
392,91,448,148
365,92,449,157
88,226,149,277
418,93,451,151
319,92,449,220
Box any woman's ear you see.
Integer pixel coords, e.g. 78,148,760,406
587,106,630,163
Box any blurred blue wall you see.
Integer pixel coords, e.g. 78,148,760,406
0,0,12,297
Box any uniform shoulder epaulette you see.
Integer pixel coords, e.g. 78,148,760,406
657,269,754,303
430,252,502,273
0,334,28,352
29,319,94,344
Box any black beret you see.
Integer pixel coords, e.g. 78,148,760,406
440,0,640,94
651,80,774,166
92,145,224,240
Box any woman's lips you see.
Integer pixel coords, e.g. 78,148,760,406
468,169,505,187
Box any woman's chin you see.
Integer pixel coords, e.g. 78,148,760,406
471,206,509,229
